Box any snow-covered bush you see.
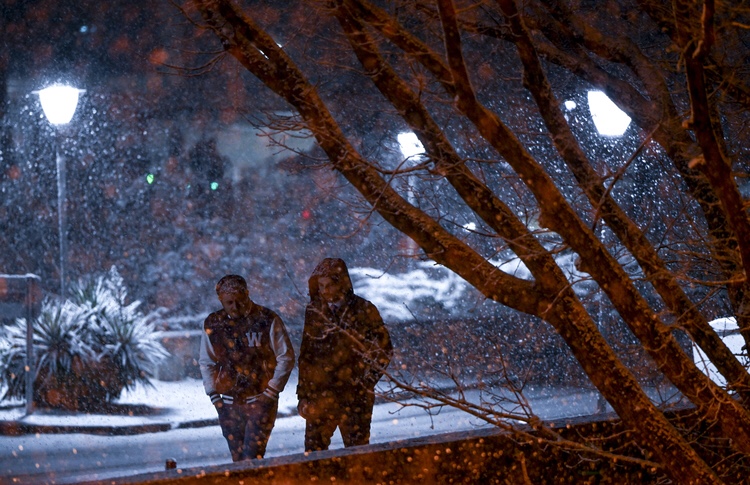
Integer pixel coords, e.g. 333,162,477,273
693,317,749,388
348,251,597,323
349,262,471,321
0,267,168,410
0,299,93,408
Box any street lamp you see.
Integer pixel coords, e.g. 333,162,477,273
587,90,631,137
397,132,425,205
34,84,83,299
398,132,425,256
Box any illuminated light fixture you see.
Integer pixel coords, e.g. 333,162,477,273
397,132,425,158
34,83,84,300
36,84,84,125
587,91,631,137
397,132,424,256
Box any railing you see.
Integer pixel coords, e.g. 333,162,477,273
0,274,42,415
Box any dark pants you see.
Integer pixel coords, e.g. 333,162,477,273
304,391,375,452
216,398,278,461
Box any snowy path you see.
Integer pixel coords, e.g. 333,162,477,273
0,402,491,484
0,381,611,484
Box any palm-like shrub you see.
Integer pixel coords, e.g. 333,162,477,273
0,267,167,411
0,300,93,409
72,267,169,404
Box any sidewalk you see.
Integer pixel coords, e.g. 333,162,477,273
0,376,300,436
0,372,668,437
0,370,483,437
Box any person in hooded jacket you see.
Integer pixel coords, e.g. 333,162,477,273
199,274,295,461
297,258,393,451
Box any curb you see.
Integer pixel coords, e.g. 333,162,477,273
0,417,219,436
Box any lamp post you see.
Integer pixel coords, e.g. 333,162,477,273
587,90,631,137
34,84,83,299
397,131,424,205
398,132,425,256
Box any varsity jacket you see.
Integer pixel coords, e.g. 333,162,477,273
199,302,294,403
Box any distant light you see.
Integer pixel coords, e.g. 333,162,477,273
80,25,88,33
210,181,219,190
587,91,631,137
7,165,21,180
302,209,311,220
146,173,155,184
463,222,476,231
35,85,84,125
564,100,577,110
397,132,425,159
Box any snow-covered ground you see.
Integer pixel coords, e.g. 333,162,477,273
2,316,741,484
0,373,614,484
1,378,235,431
692,317,748,387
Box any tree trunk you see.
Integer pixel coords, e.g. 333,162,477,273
187,0,750,481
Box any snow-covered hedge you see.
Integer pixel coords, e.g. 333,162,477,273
692,317,749,388
0,267,167,410
349,262,470,322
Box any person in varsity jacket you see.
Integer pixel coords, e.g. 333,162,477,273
199,274,294,461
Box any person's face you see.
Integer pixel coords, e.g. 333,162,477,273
218,290,250,319
318,276,346,304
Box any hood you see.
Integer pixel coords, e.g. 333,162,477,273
308,258,354,302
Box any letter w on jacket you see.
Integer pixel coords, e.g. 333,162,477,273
247,331,263,347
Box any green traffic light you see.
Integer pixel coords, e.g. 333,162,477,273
146,173,155,184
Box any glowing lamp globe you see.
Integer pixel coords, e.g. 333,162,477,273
37,85,82,125
587,91,631,137
397,132,425,158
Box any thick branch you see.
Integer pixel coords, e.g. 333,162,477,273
193,0,546,316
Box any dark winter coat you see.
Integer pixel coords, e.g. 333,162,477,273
297,258,393,404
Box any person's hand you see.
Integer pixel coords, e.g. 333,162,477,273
297,399,318,419
257,393,275,407
254,387,278,408
297,399,309,419
210,392,224,409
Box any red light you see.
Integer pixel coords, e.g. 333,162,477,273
7,165,21,180
302,209,311,220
